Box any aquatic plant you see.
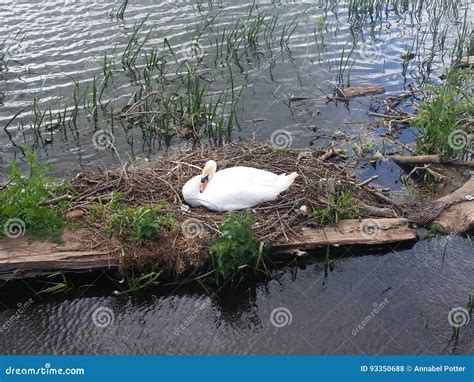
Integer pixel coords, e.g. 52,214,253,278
210,210,265,287
0,39,7,76
116,0,129,20
124,264,162,293
0,150,66,242
414,68,474,159
40,272,74,294
311,191,362,225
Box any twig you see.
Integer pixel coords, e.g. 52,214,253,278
40,195,72,206
0,179,13,191
357,175,379,187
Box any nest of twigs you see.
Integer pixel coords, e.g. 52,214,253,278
69,142,403,275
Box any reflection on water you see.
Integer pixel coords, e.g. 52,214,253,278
0,236,472,355
0,0,472,178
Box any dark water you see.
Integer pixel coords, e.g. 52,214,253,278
0,236,473,355
0,1,473,355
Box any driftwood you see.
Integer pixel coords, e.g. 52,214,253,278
411,178,474,230
434,202,474,233
432,179,474,233
271,218,416,254
392,155,474,168
359,202,396,218
336,84,385,99
0,219,417,280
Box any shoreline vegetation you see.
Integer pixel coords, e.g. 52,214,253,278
0,1,473,293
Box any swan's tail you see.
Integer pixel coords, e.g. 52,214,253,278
278,172,298,192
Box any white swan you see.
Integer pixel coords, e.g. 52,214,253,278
182,160,298,212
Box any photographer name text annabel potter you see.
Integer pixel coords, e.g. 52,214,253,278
410,365,466,373
360,365,466,373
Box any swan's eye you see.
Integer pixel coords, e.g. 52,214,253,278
201,175,209,183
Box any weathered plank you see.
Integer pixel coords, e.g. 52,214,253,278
0,219,417,280
0,230,116,280
271,218,417,254
336,84,385,99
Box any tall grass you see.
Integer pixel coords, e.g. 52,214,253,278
414,68,473,159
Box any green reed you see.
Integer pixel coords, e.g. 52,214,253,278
116,0,129,20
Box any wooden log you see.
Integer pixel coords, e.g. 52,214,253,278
392,154,441,165
433,202,474,233
431,178,474,233
271,218,416,254
0,229,117,280
336,84,385,99
392,154,474,167
411,178,474,228
0,220,417,280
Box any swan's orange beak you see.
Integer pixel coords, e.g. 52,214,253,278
199,176,209,193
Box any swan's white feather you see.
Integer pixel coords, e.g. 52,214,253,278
182,166,297,212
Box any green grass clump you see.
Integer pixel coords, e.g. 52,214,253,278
89,193,176,242
414,69,474,160
0,151,65,242
311,191,361,225
210,210,265,287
